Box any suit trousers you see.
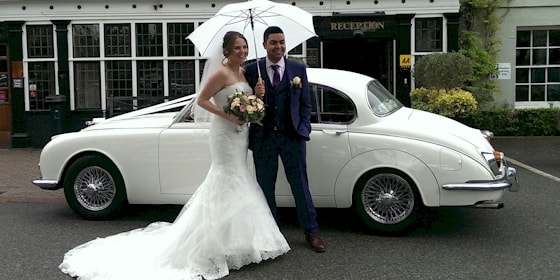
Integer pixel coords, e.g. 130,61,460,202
252,129,319,233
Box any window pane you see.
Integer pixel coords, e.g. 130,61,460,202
168,60,195,97
547,84,560,101
532,30,547,47
26,25,54,58
549,48,560,65
550,30,560,46
531,68,546,83
137,60,163,107
516,68,529,83
516,49,530,66
167,23,195,57
532,49,547,65
105,24,131,57
315,86,355,123
28,62,55,110
516,30,530,47
105,60,133,113
549,67,560,82
531,85,545,101
515,85,529,101
74,62,101,109
72,24,99,58
136,23,163,57
415,18,442,52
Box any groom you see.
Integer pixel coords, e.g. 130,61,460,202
246,26,326,253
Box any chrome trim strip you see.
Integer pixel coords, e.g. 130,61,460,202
443,154,520,192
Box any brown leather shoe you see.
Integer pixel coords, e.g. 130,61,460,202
305,233,326,253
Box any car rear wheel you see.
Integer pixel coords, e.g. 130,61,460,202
353,170,421,235
63,155,127,219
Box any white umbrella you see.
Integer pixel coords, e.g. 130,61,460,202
187,0,317,77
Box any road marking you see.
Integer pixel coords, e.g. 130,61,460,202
507,157,560,183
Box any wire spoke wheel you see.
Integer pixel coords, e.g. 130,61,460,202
354,171,420,235
74,166,116,211
64,155,126,219
362,173,415,224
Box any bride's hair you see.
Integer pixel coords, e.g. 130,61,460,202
222,31,248,59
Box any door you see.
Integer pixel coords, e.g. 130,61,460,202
323,37,394,93
0,44,10,149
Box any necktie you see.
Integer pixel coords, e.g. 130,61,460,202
271,65,280,87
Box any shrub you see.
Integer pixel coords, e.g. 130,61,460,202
468,108,560,136
412,52,474,90
411,87,478,117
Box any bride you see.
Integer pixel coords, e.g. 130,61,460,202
59,31,290,280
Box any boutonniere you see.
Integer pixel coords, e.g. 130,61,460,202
290,76,302,88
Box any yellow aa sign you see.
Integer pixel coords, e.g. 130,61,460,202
400,55,411,68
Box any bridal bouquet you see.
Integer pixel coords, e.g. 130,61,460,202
224,90,265,125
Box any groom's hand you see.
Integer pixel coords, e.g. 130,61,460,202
255,78,265,99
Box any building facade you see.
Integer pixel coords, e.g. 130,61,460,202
0,0,462,148
493,0,560,109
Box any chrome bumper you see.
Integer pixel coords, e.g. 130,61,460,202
442,157,520,192
32,176,60,190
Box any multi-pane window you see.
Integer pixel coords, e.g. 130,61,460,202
26,25,56,111
105,24,131,57
70,22,197,114
137,60,164,107
136,23,163,57
106,61,133,113
74,62,100,109
516,28,560,102
73,25,100,58
168,23,196,98
415,18,443,52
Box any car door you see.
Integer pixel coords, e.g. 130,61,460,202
275,84,355,207
158,119,211,197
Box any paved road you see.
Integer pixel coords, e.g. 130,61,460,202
1,137,560,279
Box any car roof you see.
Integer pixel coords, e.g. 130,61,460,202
307,68,374,93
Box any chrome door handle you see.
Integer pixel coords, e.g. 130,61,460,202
321,129,347,136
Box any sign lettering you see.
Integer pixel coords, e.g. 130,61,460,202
330,21,385,31
400,55,411,68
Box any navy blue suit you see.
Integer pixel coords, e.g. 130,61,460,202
245,58,318,233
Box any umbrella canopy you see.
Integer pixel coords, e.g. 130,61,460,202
187,0,317,59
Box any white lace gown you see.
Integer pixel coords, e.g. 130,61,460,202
59,82,290,280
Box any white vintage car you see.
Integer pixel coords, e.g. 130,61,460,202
33,68,519,235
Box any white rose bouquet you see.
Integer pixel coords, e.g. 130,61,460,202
223,90,265,126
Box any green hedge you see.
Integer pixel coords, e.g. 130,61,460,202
453,108,560,136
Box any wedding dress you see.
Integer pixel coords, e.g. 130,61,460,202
59,82,290,280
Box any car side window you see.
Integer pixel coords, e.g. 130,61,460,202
309,84,356,124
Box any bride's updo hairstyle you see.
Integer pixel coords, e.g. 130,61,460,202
222,31,248,59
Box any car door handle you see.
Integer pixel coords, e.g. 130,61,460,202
321,129,347,136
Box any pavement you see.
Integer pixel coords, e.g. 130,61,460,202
0,136,558,203
0,148,64,203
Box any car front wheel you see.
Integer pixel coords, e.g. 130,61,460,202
353,170,421,235
63,155,127,219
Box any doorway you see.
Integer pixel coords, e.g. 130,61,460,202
0,44,10,148
322,36,394,93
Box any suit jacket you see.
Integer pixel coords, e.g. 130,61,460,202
245,57,312,150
